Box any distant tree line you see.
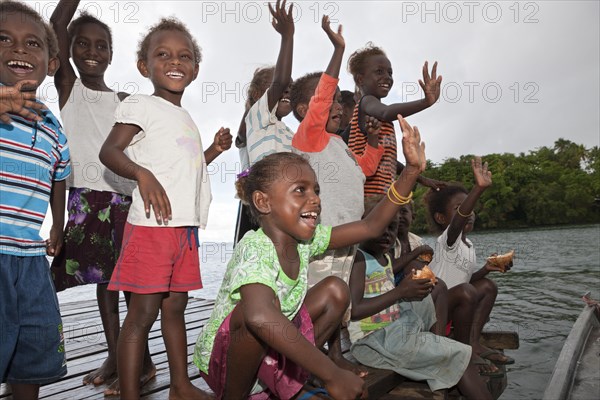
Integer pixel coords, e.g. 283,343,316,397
411,139,600,233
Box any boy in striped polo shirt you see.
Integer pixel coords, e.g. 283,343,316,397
0,1,70,398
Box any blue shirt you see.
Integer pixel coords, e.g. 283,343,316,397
0,104,71,256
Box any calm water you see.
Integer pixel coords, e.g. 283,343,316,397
422,224,600,399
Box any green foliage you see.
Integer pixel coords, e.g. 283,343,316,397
412,139,600,233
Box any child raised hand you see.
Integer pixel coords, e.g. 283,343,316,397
0,80,46,124
269,0,294,37
322,14,344,49
419,61,443,107
398,115,426,173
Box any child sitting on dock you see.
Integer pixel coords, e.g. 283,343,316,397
99,17,230,399
425,158,515,375
234,0,295,243
289,15,382,376
193,113,427,399
348,197,493,399
0,2,68,398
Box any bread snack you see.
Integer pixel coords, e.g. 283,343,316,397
486,250,515,272
412,265,437,285
417,253,433,263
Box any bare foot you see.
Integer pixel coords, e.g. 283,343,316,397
330,352,368,378
83,356,117,386
169,382,213,400
103,362,157,396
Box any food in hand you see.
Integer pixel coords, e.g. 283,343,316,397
487,250,515,272
418,253,433,263
412,265,437,285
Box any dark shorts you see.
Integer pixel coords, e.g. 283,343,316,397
1,254,67,384
51,188,131,291
201,305,314,400
108,223,202,294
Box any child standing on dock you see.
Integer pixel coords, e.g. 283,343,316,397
194,113,427,399
348,197,493,399
347,44,443,195
234,0,295,243
99,17,229,400
0,2,69,398
47,1,157,392
425,158,514,374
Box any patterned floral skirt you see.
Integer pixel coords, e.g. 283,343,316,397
51,188,131,292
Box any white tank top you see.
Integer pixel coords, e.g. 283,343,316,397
60,79,136,195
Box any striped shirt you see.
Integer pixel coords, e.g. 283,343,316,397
245,89,294,164
348,100,397,196
0,106,71,256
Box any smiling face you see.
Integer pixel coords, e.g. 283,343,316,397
137,29,199,105
261,161,321,242
275,84,292,118
357,54,393,99
325,88,343,133
70,22,111,78
0,12,58,88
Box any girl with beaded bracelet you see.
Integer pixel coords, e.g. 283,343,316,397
425,157,515,375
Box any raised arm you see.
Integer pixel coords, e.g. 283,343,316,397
99,124,172,225
446,157,492,246
329,116,426,249
322,15,344,78
50,0,80,108
292,16,344,152
361,61,442,122
266,0,294,111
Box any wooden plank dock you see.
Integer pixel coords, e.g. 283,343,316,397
1,297,514,399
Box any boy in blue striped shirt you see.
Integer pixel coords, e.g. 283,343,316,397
0,1,71,398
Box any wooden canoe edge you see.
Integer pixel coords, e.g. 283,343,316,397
542,306,600,400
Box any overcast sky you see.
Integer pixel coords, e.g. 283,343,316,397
33,0,599,243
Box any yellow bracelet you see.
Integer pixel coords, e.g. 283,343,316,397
456,207,474,218
386,188,404,205
387,186,412,206
390,182,413,203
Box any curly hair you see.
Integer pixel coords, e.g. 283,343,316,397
236,152,312,224
0,0,59,57
289,71,321,122
137,17,202,64
347,42,387,86
423,184,468,232
245,66,274,110
67,11,113,54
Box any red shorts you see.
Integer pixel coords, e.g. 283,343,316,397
200,305,314,400
108,223,202,294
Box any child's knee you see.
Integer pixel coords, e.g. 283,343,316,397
479,278,498,297
321,276,350,310
456,283,478,305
